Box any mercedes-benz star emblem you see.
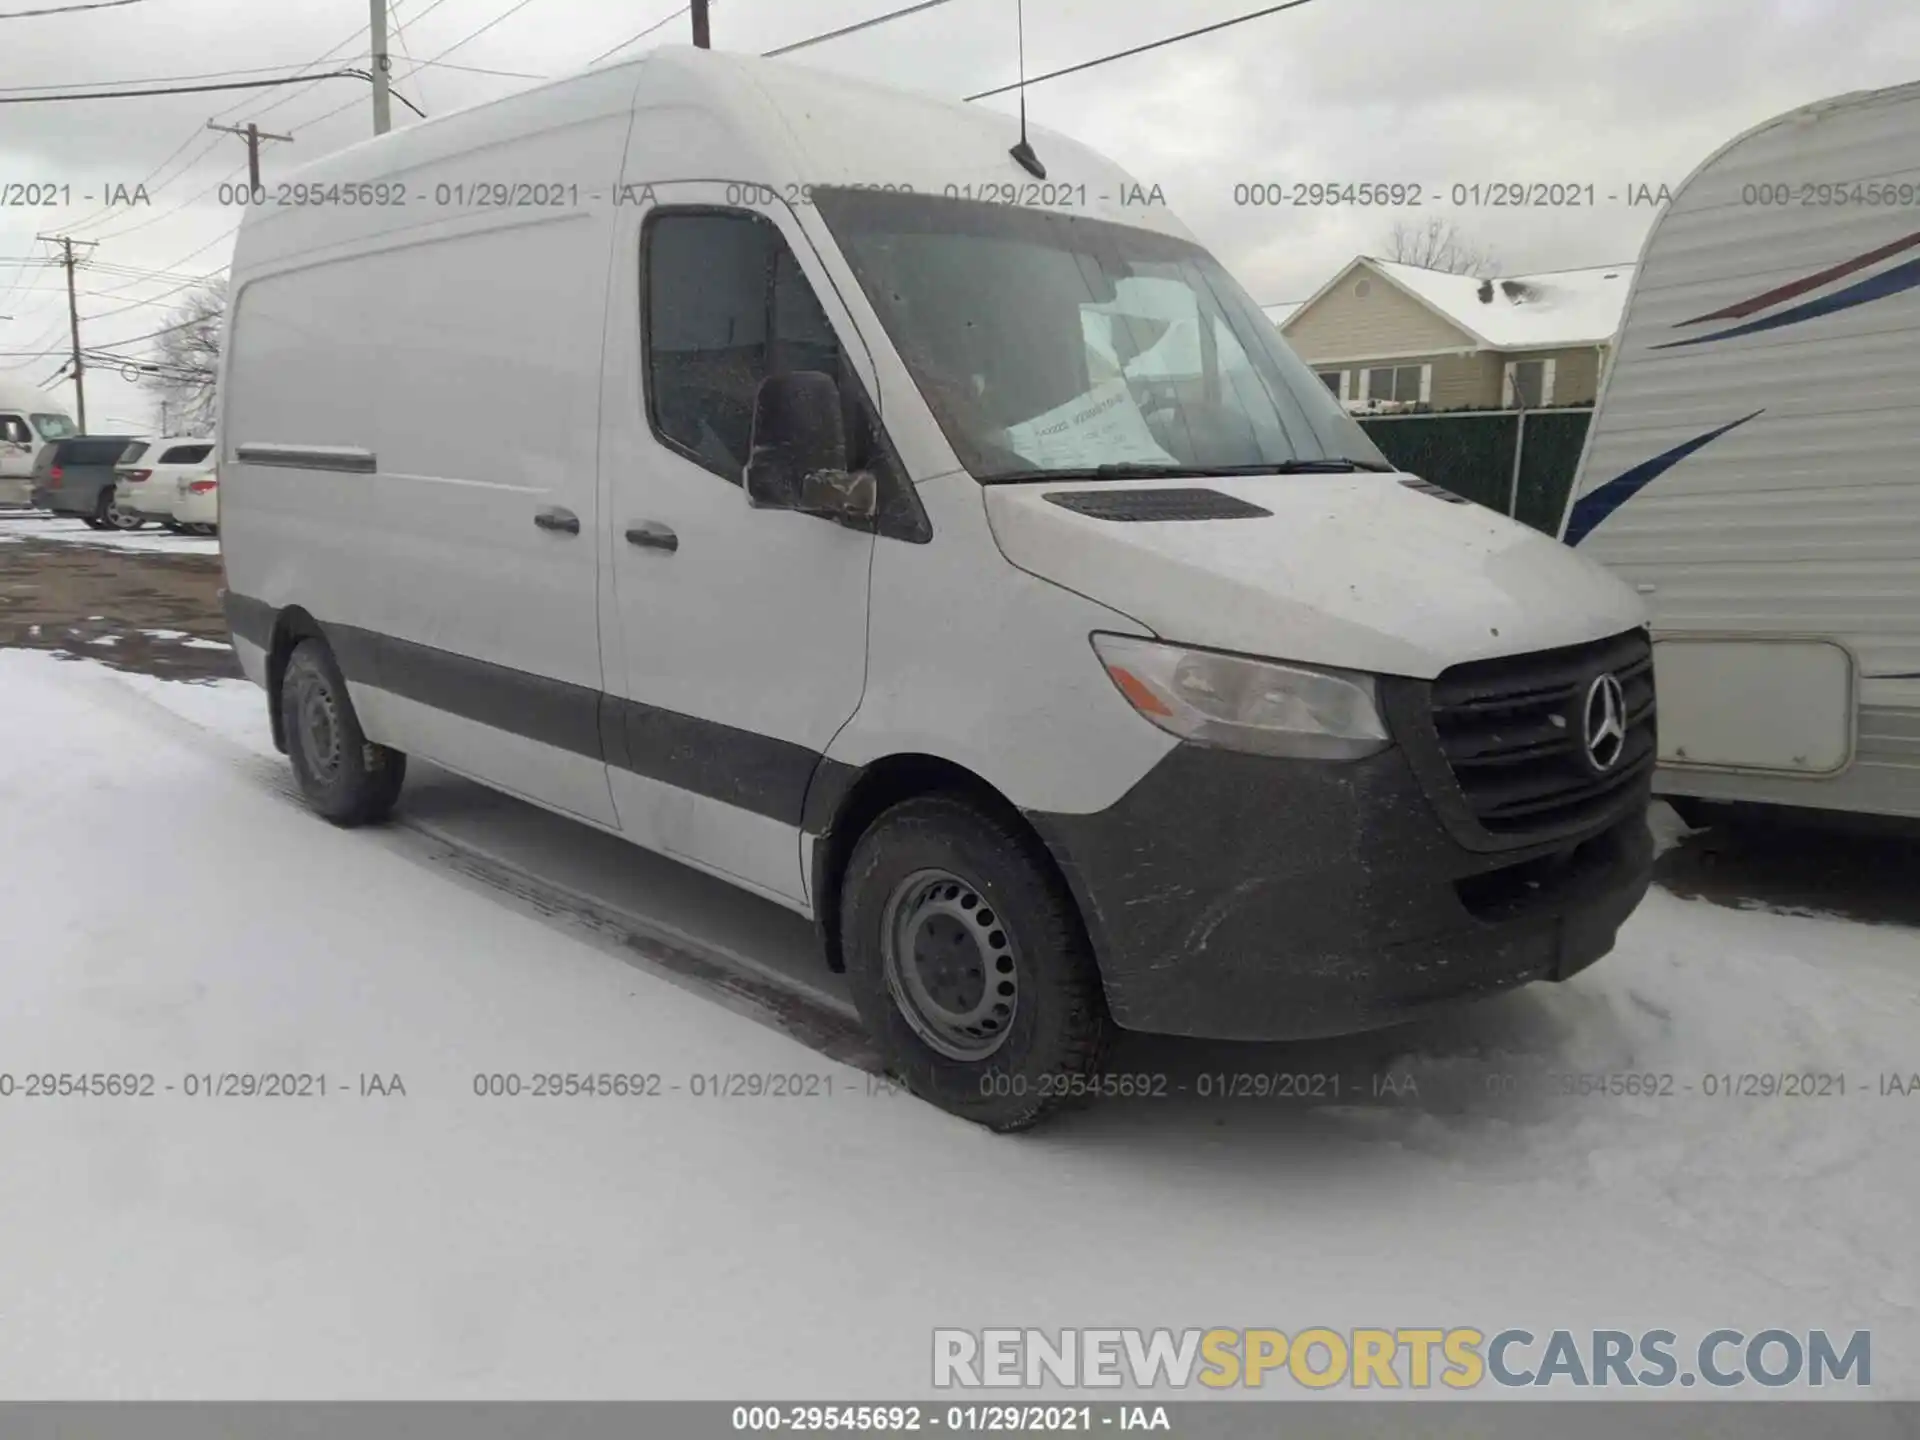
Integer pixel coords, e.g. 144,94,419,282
1582,672,1628,772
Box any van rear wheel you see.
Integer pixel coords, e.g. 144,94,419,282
280,638,406,827
840,795,1113,1132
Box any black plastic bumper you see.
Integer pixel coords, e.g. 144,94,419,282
1027,741,1653,1042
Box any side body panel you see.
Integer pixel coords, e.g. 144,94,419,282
220,101,638,827
1562,81,1920,817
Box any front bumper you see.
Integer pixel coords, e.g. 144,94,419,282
1028,741,1653,1042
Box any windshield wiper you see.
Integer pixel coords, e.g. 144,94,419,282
984,458,1394,483
982,463,1210,484
1219,459,1397,474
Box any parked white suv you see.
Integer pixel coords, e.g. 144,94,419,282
114,437,217,532
172,452,219,533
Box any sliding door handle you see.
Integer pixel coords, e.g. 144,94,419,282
626,521,678,553
534,506,580,535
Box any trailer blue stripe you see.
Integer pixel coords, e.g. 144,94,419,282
1652,257,1920,349
1564,409,1764,546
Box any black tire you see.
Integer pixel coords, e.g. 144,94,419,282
80,515,108,531
95,489,144,531
161,519,185,533
279,638,406,826
840,795,1114,1132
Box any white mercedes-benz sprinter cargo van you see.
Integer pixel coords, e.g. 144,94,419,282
218,46,1657,1129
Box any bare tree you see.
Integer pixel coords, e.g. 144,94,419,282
136,277,226,435
1383,219,1498,276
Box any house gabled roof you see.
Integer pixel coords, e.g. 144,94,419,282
1281,256,1636,352
1261,300,1303,326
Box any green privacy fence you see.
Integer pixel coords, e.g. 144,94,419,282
1358,407,1593,535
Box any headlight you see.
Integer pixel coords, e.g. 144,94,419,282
1091,633,1391,760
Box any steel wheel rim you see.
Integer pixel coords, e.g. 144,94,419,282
880,867,1019,1062
297,678,343,780
106,499,141,529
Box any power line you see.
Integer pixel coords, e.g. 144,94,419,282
762,0,962,58
82,159,247,246
293,0,550,133
79,230,239,319
0,0,141,17
962,0,1318,102
0,59,371,93
60,134,225,237
424,0,548,66
402,54,544,79
0,70,387,103
90,312,218,349
589,5,690,65
209,31,370,126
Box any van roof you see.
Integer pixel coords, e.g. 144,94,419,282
0,380,72,414
238,45,1191,268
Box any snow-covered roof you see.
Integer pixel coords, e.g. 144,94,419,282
1262,301,1303,327
1357,258,1634,350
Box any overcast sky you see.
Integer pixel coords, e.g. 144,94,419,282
1,0,1915,431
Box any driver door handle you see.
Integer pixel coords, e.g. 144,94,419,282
626,521,678,552
534,505,580,535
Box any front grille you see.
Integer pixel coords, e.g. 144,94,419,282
1428,628,1655,840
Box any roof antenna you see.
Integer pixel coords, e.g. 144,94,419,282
1008,0,1046,178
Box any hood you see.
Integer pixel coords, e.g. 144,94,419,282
983,473,1646,680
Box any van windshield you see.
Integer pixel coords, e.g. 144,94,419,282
810,188,1389,482
31,413,76,439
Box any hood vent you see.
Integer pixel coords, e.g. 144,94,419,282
1400,477,1472,505
1042,488,1273,522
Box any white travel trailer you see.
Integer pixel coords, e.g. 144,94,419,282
220,46,1658,1129
0,380,78,507
1562,79,1920,825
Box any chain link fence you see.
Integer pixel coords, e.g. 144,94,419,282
1358,407,1592,535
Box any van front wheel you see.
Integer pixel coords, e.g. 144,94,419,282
280,638,406,826
840,796,1113,1132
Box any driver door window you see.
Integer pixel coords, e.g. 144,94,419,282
645,211,845,484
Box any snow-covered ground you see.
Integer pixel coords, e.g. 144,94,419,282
1,648,1916,1400
0,513,220,556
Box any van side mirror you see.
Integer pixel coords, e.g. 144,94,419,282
743,371,876,526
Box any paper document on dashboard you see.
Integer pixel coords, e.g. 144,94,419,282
1001,377,1174,470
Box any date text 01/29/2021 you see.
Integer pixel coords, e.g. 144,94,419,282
730,1404,1168,1433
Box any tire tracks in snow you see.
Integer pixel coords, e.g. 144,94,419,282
44,657,881,1075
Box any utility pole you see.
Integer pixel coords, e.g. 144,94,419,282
36,233,94,432
370,0,392,134
691,0,710,47
206,120,293,195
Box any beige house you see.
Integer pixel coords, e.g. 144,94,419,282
1273,257,1634,413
